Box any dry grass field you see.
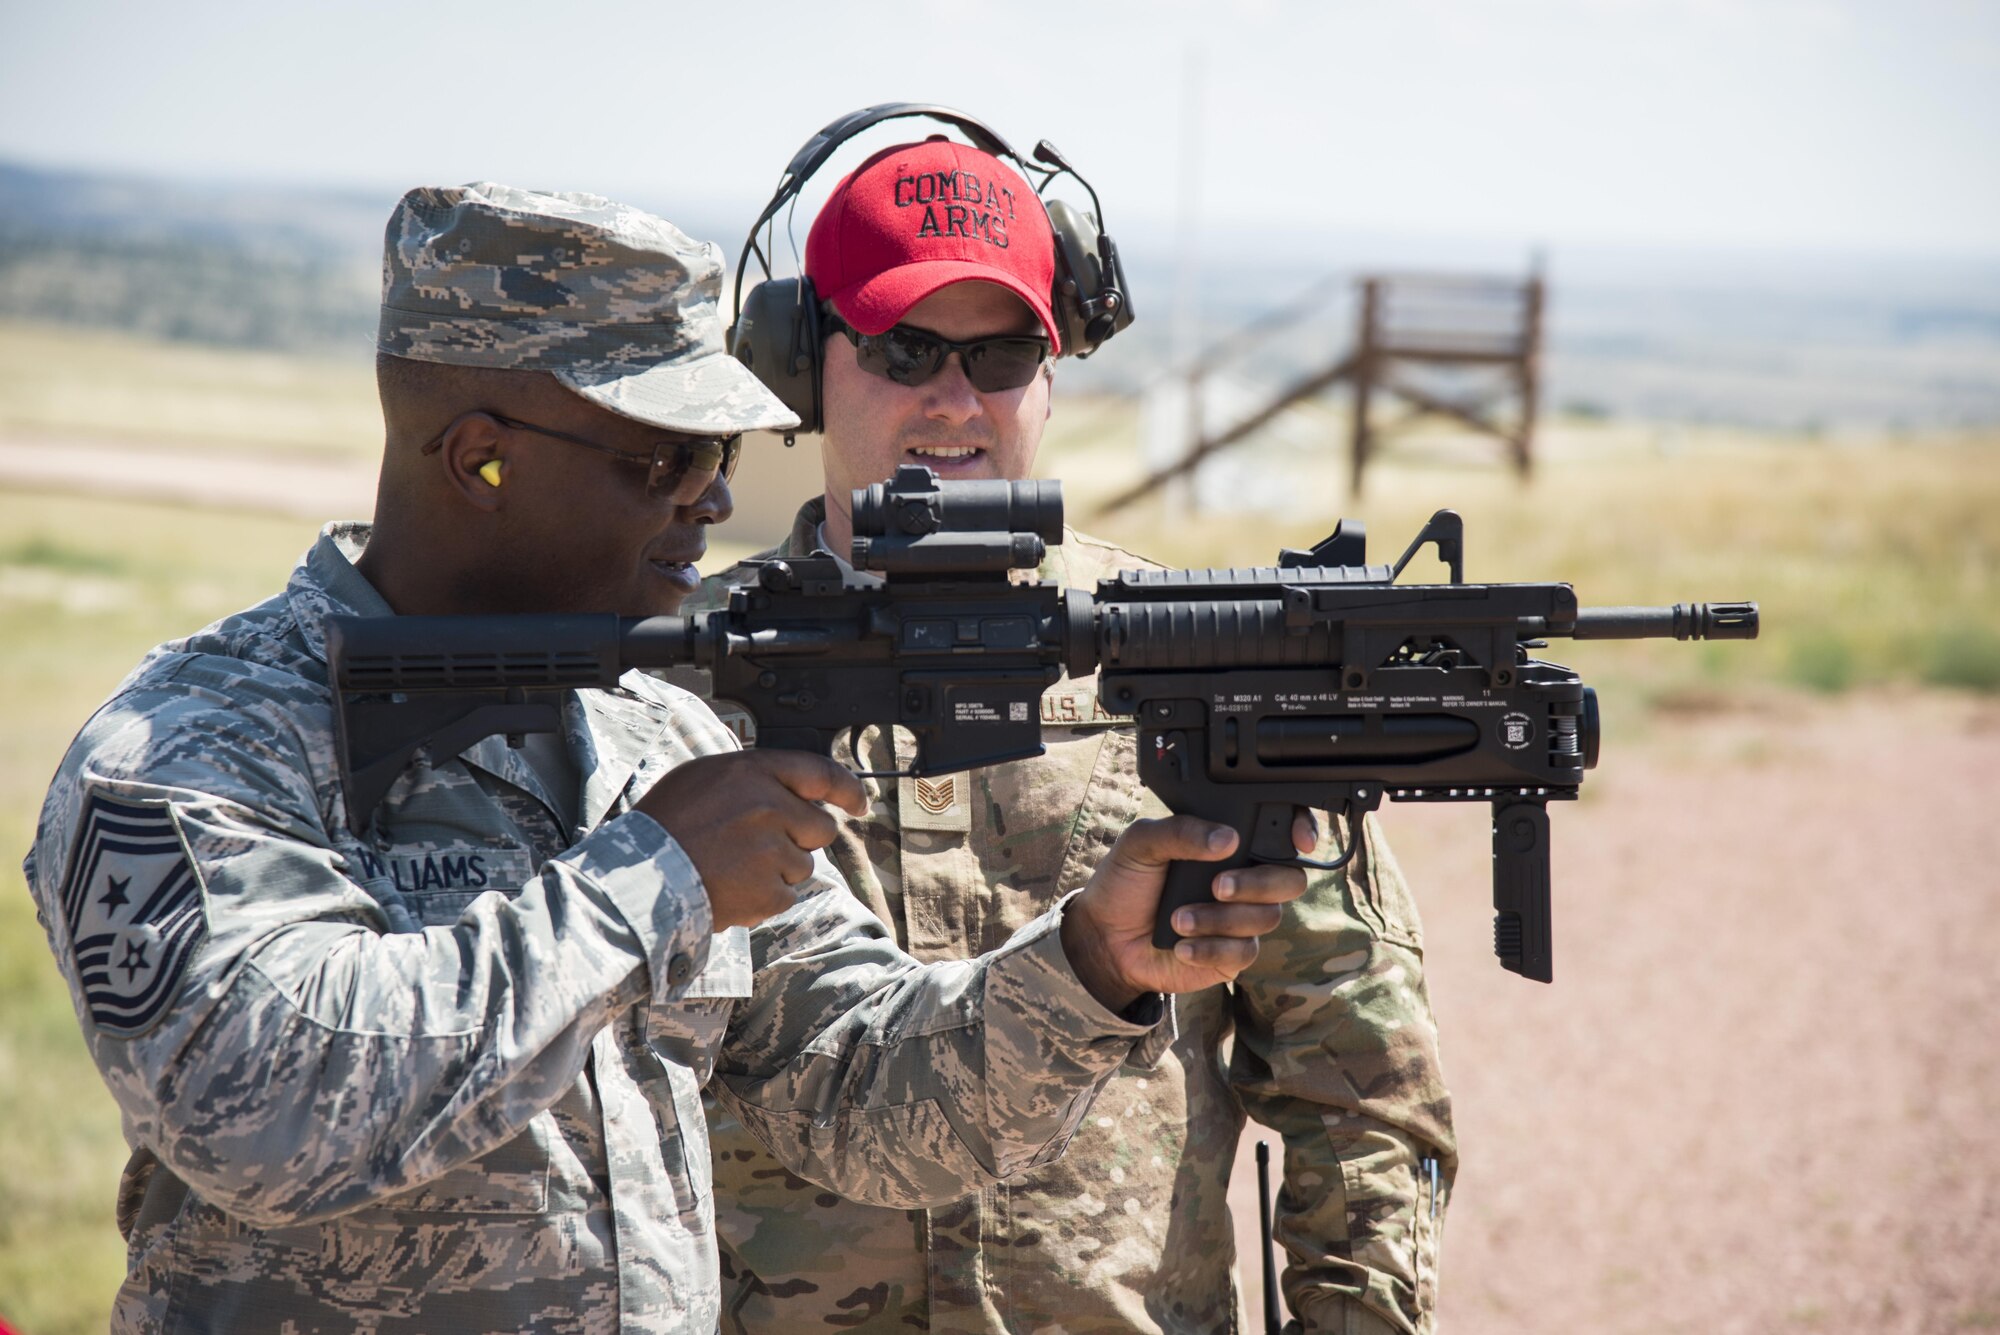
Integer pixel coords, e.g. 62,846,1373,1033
2,319,1996,1332
0,319,378,459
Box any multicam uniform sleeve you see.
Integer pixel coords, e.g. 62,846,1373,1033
710,871,1171,1210
1231,814,1458,1335
24,661,717,1229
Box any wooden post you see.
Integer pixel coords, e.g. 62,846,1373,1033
1350,278,1381,497
1090,263,1547,519
1515,270,1545,480
1182,363,1204,515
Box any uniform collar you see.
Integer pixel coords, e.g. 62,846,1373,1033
287,522,393,665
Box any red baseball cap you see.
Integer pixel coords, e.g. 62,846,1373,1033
806,139,1061,354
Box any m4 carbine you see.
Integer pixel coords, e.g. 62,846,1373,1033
328,465,1757,982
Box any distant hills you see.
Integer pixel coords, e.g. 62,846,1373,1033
0,160,382,351
0,160,387,254
4,157,1998,429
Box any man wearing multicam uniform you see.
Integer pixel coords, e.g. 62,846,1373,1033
22,183,1311,1334
683,137,1458,1333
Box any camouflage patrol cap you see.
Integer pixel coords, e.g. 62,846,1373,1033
379,182,800,435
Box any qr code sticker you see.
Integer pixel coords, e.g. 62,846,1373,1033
1010,702,1029,722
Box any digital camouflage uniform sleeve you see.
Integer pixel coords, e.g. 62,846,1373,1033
1232,812,1457,1334
24,651,720,1228
651,547,1178,1209
711,865,1172,1210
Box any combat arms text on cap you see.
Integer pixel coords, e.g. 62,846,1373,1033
805,140,1062,354
379,182,800,436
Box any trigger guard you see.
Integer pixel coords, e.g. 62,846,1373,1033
845,721,912,781
1289,842,1360,873
1250,806,1364,873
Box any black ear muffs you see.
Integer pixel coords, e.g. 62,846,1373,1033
731,275,824,433
1045,197,1133,358
729,103,1133,442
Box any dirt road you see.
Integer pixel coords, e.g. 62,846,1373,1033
1233,689,2000,1333
0,435,377,519
0,430,820,547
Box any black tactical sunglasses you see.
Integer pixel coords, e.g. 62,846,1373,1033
824,310,1050,393
423,410,740,504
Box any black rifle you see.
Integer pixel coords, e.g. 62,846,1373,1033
327,466,1757,981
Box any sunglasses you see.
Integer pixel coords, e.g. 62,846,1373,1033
825,310,1050,393
424,410,740,504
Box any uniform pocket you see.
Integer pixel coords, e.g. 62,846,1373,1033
375,1163,549,1214
1051,722,1153,900
725,1097,962,1210
638,1056,714,1233
1322,1119,1439,1333
1350,815,1426,951
369,1117,553,1215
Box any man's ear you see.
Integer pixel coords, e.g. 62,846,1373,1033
1043,361,1055,422
438,412,508,512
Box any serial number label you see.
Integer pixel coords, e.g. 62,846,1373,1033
1203,691,1511,712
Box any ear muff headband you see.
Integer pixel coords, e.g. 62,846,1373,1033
729,102,1133,439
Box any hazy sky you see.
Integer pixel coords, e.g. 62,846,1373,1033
4,0,1996,259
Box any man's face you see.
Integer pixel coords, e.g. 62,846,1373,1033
819,281,1053,545
477,385,733,618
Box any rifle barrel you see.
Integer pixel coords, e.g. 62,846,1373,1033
1571,602,1758,641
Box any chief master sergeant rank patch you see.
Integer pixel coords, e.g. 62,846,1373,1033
60,793,205,1038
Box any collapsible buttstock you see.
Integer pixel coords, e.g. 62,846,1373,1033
336,692,562,837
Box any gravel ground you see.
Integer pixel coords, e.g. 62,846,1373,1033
1235,688,2000,1333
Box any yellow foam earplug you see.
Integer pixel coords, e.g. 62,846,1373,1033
479,460,504,488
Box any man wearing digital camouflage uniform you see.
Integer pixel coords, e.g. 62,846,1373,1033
21,183,1313,1334
684,139,1458,1334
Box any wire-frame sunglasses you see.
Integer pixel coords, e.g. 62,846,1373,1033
423,410,741,504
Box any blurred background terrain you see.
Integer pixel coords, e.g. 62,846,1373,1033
3,2,1997,1331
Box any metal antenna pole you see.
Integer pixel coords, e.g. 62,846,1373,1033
1256,1140,1281,1335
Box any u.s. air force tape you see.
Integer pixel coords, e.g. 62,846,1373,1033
59,793,206,1038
